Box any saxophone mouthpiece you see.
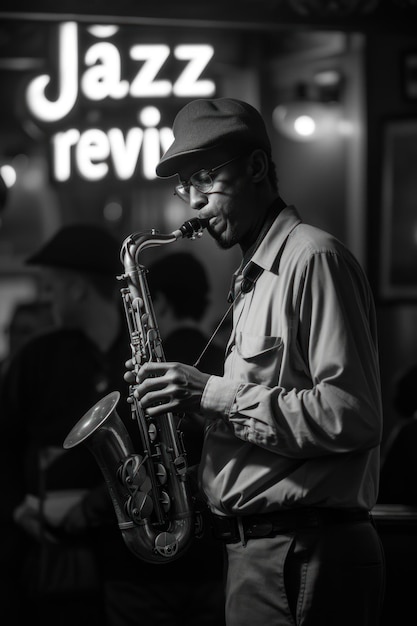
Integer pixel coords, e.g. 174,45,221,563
177,218,208,240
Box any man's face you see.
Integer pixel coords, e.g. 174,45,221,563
178,153,258,251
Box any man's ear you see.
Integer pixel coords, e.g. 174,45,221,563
248,149,269,183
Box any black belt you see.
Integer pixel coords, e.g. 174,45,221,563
211,508,372,544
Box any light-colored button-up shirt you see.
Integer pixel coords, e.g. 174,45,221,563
200,205,382,516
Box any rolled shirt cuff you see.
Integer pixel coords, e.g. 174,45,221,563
201,375,239,420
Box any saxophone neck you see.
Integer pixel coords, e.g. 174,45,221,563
120,231,177,274
120,218,208,274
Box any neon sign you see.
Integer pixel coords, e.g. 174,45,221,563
24,22,216,182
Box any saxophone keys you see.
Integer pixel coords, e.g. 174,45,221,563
173,455,187,476
118,453,147,488
132,296,144,311
126,490,154,522
154,532,178,559
155,463,168,485
159,490,171,512
148,423,158,441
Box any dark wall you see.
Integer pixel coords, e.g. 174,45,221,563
366,30,417,447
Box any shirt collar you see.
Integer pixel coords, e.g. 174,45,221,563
251,205,302,273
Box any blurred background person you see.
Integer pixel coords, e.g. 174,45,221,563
0,223,130,626
0,300,54,379
148,251,225,375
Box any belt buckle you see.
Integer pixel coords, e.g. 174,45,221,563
212,515,240,543
245,518,274,538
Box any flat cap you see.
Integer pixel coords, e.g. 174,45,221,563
26,224,121,275
156,98,271,177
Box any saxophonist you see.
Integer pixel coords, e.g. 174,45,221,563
128,98,385,626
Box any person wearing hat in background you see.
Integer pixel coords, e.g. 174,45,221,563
127,98,386,626
0,223,131,626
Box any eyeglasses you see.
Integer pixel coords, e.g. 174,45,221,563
174,155,243,203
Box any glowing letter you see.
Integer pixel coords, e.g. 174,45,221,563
141,128,159,180
52,128,81,181
108,128,144,179
76,129,110,180
159,127,175,155
173,45,215,97
81,42,129,100
129,45,171,97
26,22,79,122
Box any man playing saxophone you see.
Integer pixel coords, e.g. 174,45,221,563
127,98,385,626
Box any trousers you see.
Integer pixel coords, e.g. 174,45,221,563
224,518,385,626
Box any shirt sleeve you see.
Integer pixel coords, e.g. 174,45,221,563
201,249,383,458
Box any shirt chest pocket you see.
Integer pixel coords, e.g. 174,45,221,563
234,332,283,386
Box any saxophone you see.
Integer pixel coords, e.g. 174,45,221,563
63,217,208,564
